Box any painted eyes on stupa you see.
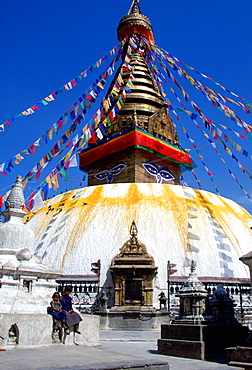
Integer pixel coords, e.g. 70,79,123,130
95,162,127,184
142,161,174,184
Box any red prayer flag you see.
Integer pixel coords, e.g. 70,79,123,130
57,120,63,130
35,168,43,181
66,140,73,148
88,132,97,144
29,144,36,154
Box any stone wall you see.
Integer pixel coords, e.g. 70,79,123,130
0,313,100,349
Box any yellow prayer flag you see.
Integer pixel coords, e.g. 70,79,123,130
102,99,108,112
94,116,99,129
208,88,217,97
51,174,59,190
14,153,24,164
126,80,134,88
44,96,53,102
65,129,71,138
225,147,232,155
117,74,124,85
97,82,104,90
46,176,52,189
187,76,195,86
48,129,53,140
117,100,122,110
64,148,73,163
101,119,107,127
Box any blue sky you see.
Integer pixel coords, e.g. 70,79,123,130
1,0,252,214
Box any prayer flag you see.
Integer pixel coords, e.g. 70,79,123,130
69,154,78,167
51,174,59,190
0,163,5,172
96,128,103,140
32,191,44,211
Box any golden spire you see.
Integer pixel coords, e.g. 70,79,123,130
117,0,154,43
128,0,141,15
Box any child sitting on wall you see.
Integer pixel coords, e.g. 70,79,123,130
47,292,67,331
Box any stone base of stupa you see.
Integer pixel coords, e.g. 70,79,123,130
97,306,170,330
157,322,249,361
226,346,252,369
0,313,100,350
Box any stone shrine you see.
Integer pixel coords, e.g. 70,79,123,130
175,260,207,324
158,262,249,360
225,251,252,368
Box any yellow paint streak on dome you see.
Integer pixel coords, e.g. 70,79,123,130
195,189,252,254
60,184,192,269
61,186,104,268
61,184,145,268
124,183,145,223
160,185,189,251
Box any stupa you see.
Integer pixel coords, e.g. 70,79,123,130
24,0,252,327
0,175,60,315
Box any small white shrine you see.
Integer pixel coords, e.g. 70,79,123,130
0,176,100,349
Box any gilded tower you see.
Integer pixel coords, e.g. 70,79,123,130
79,0,193,186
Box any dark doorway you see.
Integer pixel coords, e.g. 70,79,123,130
125,279,142,302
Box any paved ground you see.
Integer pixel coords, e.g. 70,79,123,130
0,330,243,370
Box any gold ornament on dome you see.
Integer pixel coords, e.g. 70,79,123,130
115,221,153,261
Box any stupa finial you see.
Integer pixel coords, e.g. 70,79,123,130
1,175,26,221
5,175,25,211
128,0,141,15
190,260,196,273
130,220,138,239
117,0,154,43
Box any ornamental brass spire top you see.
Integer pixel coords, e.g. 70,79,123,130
117,0,154,43
130,220,138,244
128,0,141,15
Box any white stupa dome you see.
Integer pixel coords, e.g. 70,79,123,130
26,183,252,294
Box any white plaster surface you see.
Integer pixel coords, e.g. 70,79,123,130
0,220,35,252
26,183,252,308
0,313,100,349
